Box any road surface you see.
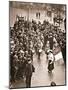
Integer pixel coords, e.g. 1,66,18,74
11,50,65,88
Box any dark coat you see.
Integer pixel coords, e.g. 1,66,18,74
48,61,54,71
25,63,35,77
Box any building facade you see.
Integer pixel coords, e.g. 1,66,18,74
10,1,66,32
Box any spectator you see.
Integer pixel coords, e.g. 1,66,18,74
25,59,35,88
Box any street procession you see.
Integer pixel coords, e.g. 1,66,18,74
9,1,66,88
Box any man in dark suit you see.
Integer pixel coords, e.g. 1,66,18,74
25,59,35,88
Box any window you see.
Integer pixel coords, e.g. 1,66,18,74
47,11,52,17
36,12,40,19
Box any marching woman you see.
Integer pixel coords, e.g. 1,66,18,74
47,50,55,73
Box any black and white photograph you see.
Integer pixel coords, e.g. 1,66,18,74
9,1,66,88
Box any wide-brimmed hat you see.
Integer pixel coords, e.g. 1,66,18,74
47,49,53,53
28,58,31,63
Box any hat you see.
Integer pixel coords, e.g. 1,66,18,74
10,40,14,44
25,51,28,53
47,49,53,53
28,60,31,64
51,81,56,86
14,55,18,59
28,58,31,61
20,50,24,53
24,57,26,60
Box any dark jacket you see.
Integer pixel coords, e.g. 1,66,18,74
25,63,35,77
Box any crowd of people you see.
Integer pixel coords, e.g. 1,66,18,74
10,15,66,87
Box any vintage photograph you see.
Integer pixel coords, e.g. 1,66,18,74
9,1,66,88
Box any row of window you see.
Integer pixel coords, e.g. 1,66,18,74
36,11,52,19
36,12,40,19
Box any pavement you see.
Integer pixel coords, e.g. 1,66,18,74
31,51,65,87
10,45,66,88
